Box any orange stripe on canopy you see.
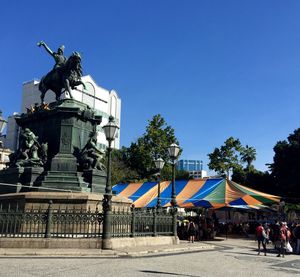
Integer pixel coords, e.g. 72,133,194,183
158,181,171,207
210,203,225,209
225,180,246,204
119,182,143,198
242,194,262,205
176,179,207,206
181,202,195,208
134,181,170,208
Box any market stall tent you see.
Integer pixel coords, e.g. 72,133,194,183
112,178,280,209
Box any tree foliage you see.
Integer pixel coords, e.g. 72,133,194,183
207,137,245,177
231,167,274,194
208,129,300,199
124,114,181,180
241,145,257,170
270,128,300,198
110,148,139,185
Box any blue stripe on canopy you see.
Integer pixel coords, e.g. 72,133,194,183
112,183,129,195
193,200,213,208
184,178,223,205
229,198,248,206
129,182,157,202
146,180,189,208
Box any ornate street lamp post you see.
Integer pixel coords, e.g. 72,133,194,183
154,157,165,209
102,116,119,249
167,143,180,236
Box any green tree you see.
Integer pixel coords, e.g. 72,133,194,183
148,168,190,182
110,148,139,186
125,114,180,179
270,128,300,198
241,145,257,171
207,137,244,177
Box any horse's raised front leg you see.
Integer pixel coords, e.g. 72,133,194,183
64,79,73,99
73,80,86,90
79,81,86,90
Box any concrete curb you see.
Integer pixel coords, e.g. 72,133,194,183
0,244,214,257
121,244,214,257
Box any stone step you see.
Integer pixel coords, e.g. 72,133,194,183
37,170,90,193
43,176,85,182
46,171,82,177
37,182,90,192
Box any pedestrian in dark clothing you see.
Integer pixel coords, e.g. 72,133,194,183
187,220,196,243
293,224,300,254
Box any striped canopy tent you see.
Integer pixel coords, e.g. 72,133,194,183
112,178,280,209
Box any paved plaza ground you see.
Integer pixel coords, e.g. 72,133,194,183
0,238,299,277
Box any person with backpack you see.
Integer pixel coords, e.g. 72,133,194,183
187,220,196,243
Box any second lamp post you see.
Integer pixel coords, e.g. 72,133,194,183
154,157,165,209
167,143,180,237
167,143,180,207
102,116,119,249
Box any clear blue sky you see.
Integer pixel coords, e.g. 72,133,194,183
1,1,300,172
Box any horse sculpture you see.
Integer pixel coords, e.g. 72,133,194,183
38,52,85,103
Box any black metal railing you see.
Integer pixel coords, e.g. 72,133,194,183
0,203,103,238
0,202,174,239
111,207,173,238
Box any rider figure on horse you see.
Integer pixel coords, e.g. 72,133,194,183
37,41,85,103
37,41,67,70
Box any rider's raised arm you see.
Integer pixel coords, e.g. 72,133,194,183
37,41,54,57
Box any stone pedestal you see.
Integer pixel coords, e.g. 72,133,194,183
0,192,132,212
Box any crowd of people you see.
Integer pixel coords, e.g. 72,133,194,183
177,217,216,242
177,216,300,257
255,221,300,257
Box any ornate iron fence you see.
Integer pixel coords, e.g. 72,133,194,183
111,207,173,237
0,202,174,239
0,203,103,238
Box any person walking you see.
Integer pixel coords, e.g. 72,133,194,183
263,223,270,244
277,222,288,257
256,223,267,256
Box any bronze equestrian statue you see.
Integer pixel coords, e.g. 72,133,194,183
37,41,85,103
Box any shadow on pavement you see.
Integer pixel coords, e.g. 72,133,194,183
140,270,201,277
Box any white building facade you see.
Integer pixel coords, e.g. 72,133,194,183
5,75,121,151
